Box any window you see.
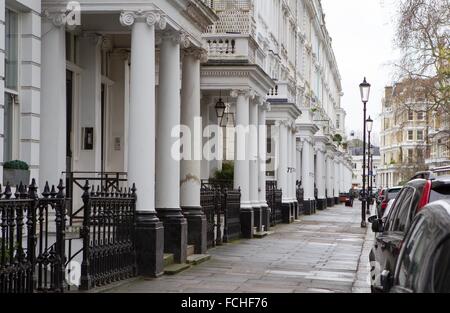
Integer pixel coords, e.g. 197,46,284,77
353,163,357,169
432,237,450,293
4,8,20,162
408,111,414,121
65,32,79,64
417,130,424,141
429,185,450,202
336,114,340,129
396,216,430,291
408,130,414,141
407,149,413,163
390,187,414,232
5,9,18,91
417,111,424,121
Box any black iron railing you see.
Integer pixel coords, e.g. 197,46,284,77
63,172,127,217
200,187,222,249
0,180,67,293
221,188,241,242
296,185,304,215
73,181,137,291
266,181,282,226
200,180,241,245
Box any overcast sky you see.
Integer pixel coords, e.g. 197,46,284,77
321,0,401,145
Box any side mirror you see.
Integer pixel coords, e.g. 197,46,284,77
369,216,384,233
381,270,392,292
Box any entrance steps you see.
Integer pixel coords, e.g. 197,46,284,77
163,245,211,275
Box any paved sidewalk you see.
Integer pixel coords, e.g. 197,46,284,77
108,202,371,293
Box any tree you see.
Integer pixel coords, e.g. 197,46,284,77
394,0,450,113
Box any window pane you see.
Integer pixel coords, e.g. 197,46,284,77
433,237,450,293
391,188,413,232
5,9,18,91
430,185,450,202
3,94,14,162
397,216,425,287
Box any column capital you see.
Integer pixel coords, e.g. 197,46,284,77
182,47,208,62
120,10,167,30
260,101,271,112
102,36,114,52
158,31,191,48
230,89,256,100
43,10,68,28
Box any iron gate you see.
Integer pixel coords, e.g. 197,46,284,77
1,177,137,293
200,180,241,245
266,181,282,226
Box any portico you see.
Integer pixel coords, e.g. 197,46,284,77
201,63,274,238
40,1,217,275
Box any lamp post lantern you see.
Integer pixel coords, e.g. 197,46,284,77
359,77,371,228
366,116,373,215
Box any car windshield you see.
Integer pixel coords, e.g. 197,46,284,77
429,184,450,202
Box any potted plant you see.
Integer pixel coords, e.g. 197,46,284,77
3,160,30,186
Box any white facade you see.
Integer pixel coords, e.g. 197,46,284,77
0,0,353,275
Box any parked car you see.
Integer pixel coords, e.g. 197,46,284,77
377,186,402,217
368,176,450,292
339,193,353,207
380,199,450,293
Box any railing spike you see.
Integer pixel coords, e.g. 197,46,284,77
4,182,12,199
15,184,21,199
50,185,57,198
57,179,65,198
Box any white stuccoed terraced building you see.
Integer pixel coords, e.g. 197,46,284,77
0,0,353,285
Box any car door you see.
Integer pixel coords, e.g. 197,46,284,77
376,187,414,278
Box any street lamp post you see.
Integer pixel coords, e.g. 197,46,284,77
359,78,371,228
366,116,373,215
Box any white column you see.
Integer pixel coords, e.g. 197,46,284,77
334,158,340,198
309,140,316,200
40,17,66,188
316,145,326,200
278,122,289,203
291,129,297,203
258,104,268,208
156,32,181,211
124,13,158,212
296,140,302,183
200,98,210,180
302,139,313,200
287,126,292,202
326,153,334,201
232,89,252,209
0,0,4,183
180,49,202,209
249,101,259,208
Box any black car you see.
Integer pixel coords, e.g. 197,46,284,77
369,176,450,292
381,199,450,293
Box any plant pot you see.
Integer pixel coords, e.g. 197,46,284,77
3,169,30,186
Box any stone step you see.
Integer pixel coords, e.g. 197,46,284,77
187,245,195,257
163,253,174,267
186,254,211,266
163,263,191,275
254,231,269,239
